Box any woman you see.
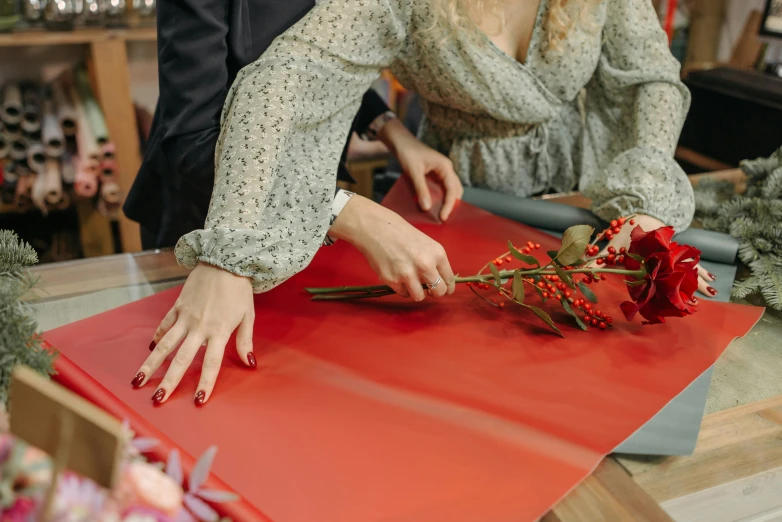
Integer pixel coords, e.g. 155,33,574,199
134,0,710,405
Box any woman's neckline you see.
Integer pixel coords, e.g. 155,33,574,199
476,0,547,69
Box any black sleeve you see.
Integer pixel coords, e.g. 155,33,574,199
156,0,229,203
352,88,391,138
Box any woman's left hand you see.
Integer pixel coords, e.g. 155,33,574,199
597,214,718,300
378,118,464,222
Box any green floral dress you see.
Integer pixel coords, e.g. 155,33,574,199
176,0,693,292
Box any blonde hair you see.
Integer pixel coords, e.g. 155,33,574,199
426,0,601,51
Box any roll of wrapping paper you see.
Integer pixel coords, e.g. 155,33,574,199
100,176,121,204
55,190,71,211
61,151,76,185
41,99,65,157
3,162,18,184
69,83,102,170
73,157,98,198
30,166,48,213
97,196,121,219
0,134,8,158
14,173,34,211
76,69,109,145
26,142,46,173
462,186,739,264
1,83,22,125
9,139,26,161
101,141,115,160
100,158,116,176
21,86,42,134
41,157,63,205
2,121,21,141
51,81,77,137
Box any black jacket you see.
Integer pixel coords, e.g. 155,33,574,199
123,0,389,249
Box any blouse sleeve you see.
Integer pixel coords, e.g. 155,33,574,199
580,0,694,232
174,0,412,292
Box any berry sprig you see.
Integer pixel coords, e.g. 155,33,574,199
307,223,648,337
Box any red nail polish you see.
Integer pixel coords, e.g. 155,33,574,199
149,341,156,351
689,297,699,305
708,273,716,281
131,372,145,388
247,352,257,369
707,286,717,296
152,388,166,404
194,391,206,406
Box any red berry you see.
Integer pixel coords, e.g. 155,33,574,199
505,256,512,262
537,282,545,289
591,318,599,326
584,315,592,322
607,254,616,264
499,302,505,308
556,294,562,301
584,303,592,311
610,220,618,227
496,259,503,266
617,255,625,264
466,282,472,287
630,219,636,225
612,227,621,234
583,278,591,285
600,274,607,281
606,317,613,324
522,247,531,254
619,247,627,254
595,310,602,318
542,292,550,298
605,232,614,240
535,243,541,249
599,321,607,329
596,258,605,265
546,284,554,291
527,241,535,248
564,290,572,298
618,217,626,226
608,246,616,254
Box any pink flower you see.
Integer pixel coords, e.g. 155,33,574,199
113,461,183,517
1,497,38,522
53,472,107,521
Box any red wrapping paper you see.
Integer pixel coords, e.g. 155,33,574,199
45,180,763,522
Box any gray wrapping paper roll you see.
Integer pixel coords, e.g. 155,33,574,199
9,139,26,161
26,142,46,173
1,83,22,125
0,135,7,158
42,99,65,157
21,86,41,134
52,81,77,137
462,186,739,265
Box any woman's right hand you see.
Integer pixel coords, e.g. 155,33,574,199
329,195,456,301
131,263,256,406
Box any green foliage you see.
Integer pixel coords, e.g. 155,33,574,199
694,147,782,309
0,230,56,405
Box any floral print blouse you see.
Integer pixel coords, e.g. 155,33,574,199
176,0,694,293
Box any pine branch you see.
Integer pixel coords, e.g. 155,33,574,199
0,230,56,405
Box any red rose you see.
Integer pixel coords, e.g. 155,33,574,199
620,226,701,325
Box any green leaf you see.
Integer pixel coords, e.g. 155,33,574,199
488,262,501,287
556,225,594,266
547,250,559,260
626,252,645,264
568,258,587,267
525,305,564,337
577,281,598,303
508,241,540,267
512,271,524,303
561,298,588,331
554,265,575,290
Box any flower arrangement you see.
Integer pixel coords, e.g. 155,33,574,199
0,421,238,522
307,220,702,334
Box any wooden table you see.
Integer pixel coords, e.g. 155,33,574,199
31,251,782,522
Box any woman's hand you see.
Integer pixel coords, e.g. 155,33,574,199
378,118,463,222
131,263,256,406
329,195,456,301
597,214,717,299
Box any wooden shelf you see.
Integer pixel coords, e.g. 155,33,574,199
0,26,155,47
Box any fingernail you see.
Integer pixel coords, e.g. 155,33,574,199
707,286,717,296
194,391,206,406
421,199,431,210
152,388,166,404
708,273,716,281
689,297,699,305
131,372,145,388
149,341,156,351
247,352,257,369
